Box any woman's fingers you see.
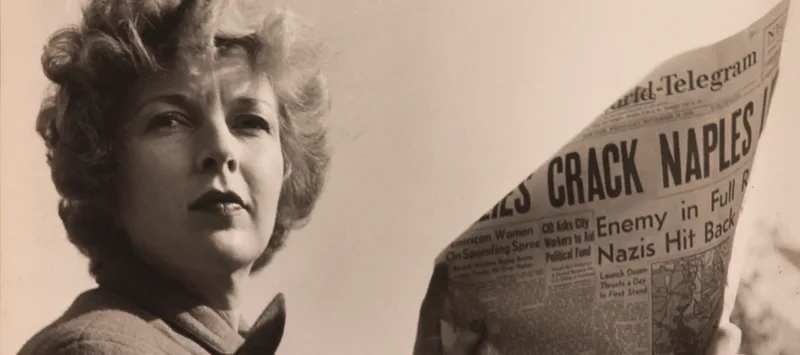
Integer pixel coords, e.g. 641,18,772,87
414,263,450,355
450,320,488,355
414,264,488,355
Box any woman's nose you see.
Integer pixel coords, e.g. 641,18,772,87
194,113,239,174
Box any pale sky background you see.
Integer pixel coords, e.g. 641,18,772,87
1,1,798,354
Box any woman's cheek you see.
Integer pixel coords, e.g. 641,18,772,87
127,142,193,208
244,139,285,184
143,139,194,174
242,147,284,222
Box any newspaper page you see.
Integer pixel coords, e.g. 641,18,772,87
418,1,791,354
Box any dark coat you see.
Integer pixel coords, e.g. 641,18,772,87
18,257,286,355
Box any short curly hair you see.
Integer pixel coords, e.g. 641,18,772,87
36,0,331,275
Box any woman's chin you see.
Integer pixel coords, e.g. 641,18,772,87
200,230,266,268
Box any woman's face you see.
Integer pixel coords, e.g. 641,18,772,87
117,47,284,276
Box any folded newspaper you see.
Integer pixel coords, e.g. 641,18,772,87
416,1,790,354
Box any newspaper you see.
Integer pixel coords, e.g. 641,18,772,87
416,1,790,354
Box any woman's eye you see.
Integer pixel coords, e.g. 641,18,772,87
145,112,189,132
236,114,272,134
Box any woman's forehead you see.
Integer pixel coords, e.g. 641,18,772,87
133,50,274,109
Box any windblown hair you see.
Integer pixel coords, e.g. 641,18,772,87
37,0,331,274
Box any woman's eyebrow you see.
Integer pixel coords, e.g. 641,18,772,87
133,92,198,115
132,93,275,120
228,97,274,112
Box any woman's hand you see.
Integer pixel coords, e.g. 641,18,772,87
413,264,487,355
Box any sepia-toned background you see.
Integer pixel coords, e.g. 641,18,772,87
2,1,798,354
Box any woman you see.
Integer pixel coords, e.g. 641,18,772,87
20,0,328,353
20,0,484,354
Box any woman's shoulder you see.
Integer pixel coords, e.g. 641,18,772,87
17,288,175,355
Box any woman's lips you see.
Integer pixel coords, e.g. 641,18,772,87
191,202,246,216
189,190,250,217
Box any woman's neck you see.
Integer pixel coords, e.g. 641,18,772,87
94,249,254,332
180,268,251,329
142,255,253,331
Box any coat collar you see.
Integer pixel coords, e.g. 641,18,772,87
94,255,285,355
